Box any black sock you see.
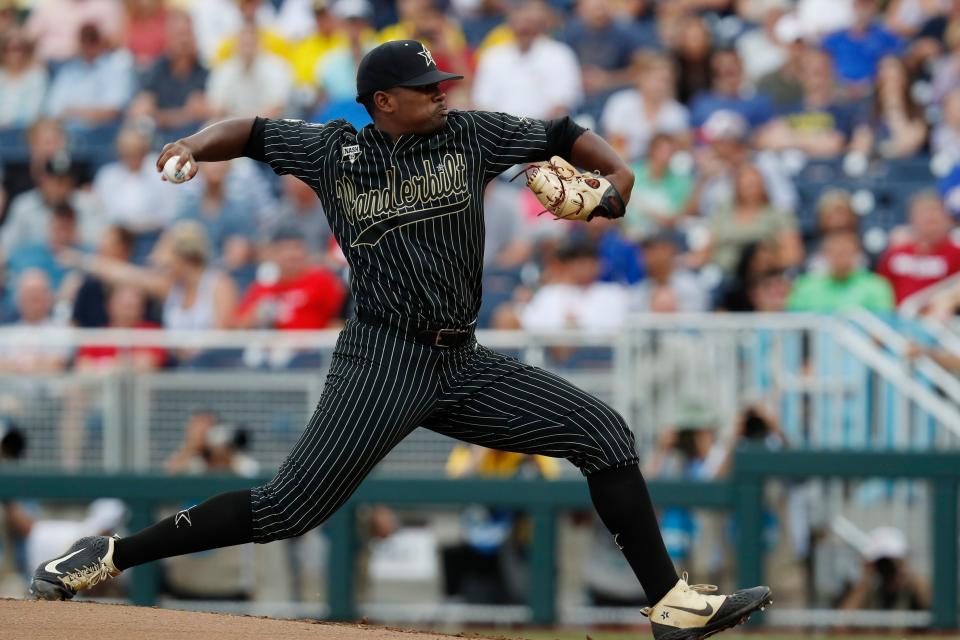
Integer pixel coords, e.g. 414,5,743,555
588,464,679,604
112,489,253,571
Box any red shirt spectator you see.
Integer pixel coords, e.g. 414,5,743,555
878,194,960,304
235,229,346,330
76,322,166,368
235,267,346,330
75,286,166,370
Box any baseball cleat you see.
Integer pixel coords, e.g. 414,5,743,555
30,535,122,600
641,572,772,640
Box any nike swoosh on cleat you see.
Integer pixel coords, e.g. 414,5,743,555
665,603,714,617
44,548,86,575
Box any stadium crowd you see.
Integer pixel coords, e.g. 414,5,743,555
1,0,960,372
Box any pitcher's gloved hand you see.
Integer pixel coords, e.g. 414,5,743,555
515,155,626,221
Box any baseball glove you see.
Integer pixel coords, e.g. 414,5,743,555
515,156,626,222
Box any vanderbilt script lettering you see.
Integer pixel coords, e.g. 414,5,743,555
336,153,469,246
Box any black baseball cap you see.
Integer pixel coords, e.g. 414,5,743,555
356,40,463,101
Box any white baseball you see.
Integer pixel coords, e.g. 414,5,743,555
163,155,192,184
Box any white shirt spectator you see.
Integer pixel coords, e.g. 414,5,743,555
632,271,709,313
601,91,689,160
1,190,101,257
736,26,786,81
0,65,47,128
472,37,583,119
44,49,134,119
206,53,293,118
520,283,629,332
93,154,181,232
189,0,244,65
24,0,124,62
796,0,854,38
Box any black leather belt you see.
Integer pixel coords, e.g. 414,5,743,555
356,310,476,349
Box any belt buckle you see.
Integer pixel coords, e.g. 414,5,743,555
434,328,460,348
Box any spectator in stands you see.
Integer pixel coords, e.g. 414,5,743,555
93,127,180,261
715,241,790,311
929,17,960,105
755,48,858,159
4,203,83,314
0,28,48,129
207,23,293,119
268,174,333,260
442,444,558,604
70,225,136,328
933,87,960,162
689,49,774,131
885,0,948,38
174,160,256,262
44,23,135,132
61,220,239,335
839,526,930,612
167,418,258,477
514,239,630,331
805,189,865,271
164,409,220,474
25,0,124,64
632,233,708,313
788,231,894,312
601,52,690,162
693,110,798,219
821,0,905,93
1,153,101,259
1,119,92,223
292,0,344,88
211,0,292,68
850,55,928,159
735,1,790,83
0,270,69,373
311,0,377,106
878,191,960,304
625,133,694,240
234,226,346,330
576,219,645,285
694,162,803,275
127,10,212,143
559,0,640,117
756,14,806,108
472,0,582,119
123,0,168,69
669,13,713,104
73,285,165,372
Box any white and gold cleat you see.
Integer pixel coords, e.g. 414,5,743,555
642,573,772,640
30,535,122,600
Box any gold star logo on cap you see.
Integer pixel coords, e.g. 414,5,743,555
417,45,435,68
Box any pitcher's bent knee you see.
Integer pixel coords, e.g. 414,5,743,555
249,468,337,543
566,401,639,475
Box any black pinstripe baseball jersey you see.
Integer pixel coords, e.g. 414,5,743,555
254,111,570,325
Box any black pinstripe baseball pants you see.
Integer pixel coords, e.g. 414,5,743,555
249,318,639,543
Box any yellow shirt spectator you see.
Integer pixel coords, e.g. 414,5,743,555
446,444,561,479
212,27,294,68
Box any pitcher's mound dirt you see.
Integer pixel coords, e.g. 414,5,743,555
0,598,499,640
